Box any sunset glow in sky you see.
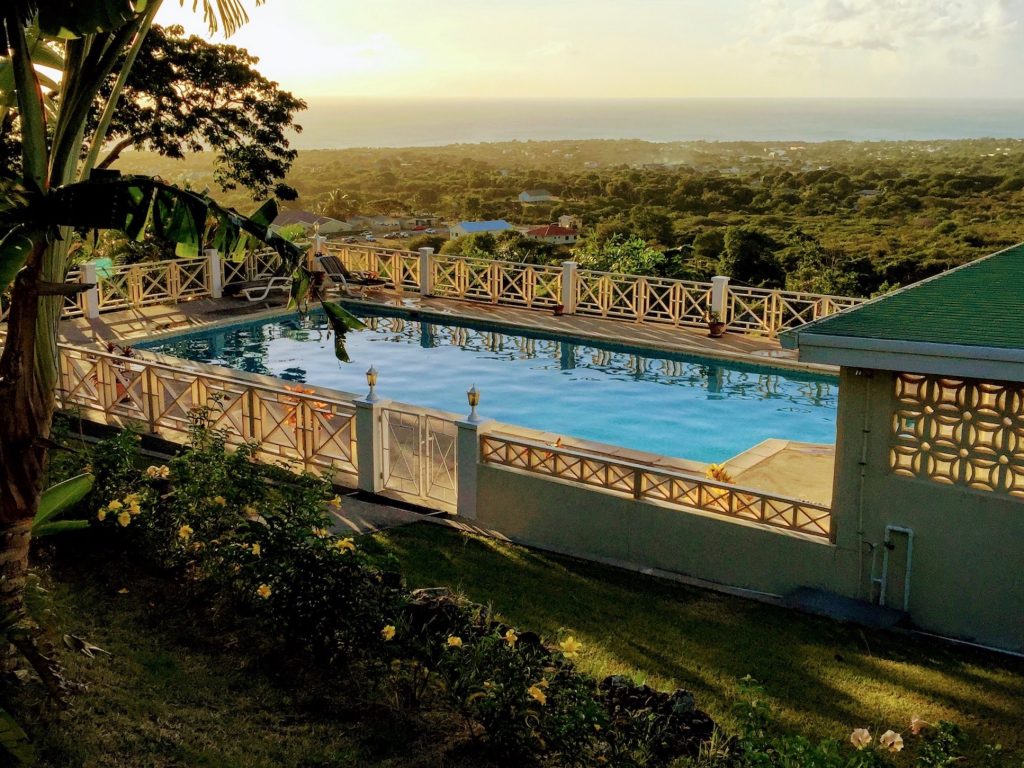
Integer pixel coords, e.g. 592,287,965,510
156,0,1024,100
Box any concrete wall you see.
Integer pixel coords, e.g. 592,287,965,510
471,368,1024,653
831,368,1024,652
475,465,857,599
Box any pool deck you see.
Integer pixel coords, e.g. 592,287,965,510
57,290,836,504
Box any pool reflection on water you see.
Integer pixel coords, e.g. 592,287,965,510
144,310,838,464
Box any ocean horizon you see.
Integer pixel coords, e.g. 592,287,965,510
290,97,1024,150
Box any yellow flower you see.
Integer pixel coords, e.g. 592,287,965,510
705,463,734,484
333,537,356,554
527,684,547,706
256,583,272,599
145,465,170,480
850,728,872,750
446,635,463,648
312,526,330,539
243,505,259,519
380,625,396,641
559,635,584,659
328,495,343,508
117,511,131,527
128,502,142,516
97,509,107,522
212,495,227,507
178,525,193,541
503,629,518,647
107,499,123,511
124,493,142,505
880,730,904,753
250,542,261,556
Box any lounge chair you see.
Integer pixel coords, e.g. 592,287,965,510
315,254,387,295
224,276,292,302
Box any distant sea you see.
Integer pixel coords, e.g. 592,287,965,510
292,98,1024,150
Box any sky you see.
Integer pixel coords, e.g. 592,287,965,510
155,0,1024,100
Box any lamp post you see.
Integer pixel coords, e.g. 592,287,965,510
466,384,481,423
365,366,379,403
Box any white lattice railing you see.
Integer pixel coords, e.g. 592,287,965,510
56,344,358,480
575,270,713,326
317,242,863,336
221,247,283,286
5,240,865,337
725,286,863,336
95,258,212,312
321,243,420,291
480,433,833,539
431,257,563,309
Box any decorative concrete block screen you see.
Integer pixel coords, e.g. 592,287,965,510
891,372,1024,497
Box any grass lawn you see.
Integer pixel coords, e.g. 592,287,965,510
19,548,483,768
369,522,1024,757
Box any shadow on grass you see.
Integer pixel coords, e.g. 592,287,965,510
370,523,1024,754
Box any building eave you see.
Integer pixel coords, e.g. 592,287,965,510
793,332,1024,381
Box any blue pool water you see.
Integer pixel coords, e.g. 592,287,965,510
142,308,838,463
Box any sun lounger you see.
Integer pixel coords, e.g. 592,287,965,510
225,276,292,302
315,254,387,295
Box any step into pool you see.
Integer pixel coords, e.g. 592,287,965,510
141,307,838,464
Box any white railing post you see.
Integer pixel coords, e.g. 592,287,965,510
711,275,730,319
418,247,434,297
560,260,578,314
81,262,100,319
456,417,488,520
354,396,384,493
205,249,223,299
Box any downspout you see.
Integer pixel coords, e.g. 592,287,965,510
854,369,873,599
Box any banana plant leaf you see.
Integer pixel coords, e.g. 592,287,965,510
27,175,304,268
0,706,34,766
1,0,145,45
322,300,367,363
33,472,92,537
0,225,36,295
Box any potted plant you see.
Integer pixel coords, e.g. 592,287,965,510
553,303,565,316
706,311,726,338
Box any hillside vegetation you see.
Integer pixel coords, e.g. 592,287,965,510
114,138,1024,296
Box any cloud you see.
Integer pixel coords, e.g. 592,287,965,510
752,0,1024,53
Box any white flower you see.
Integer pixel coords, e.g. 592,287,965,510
880,730,904,753
850,728,872,750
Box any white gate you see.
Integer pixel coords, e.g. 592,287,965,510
380,408,458,512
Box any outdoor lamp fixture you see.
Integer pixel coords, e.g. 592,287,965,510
365,366,379,402
467,384,481,422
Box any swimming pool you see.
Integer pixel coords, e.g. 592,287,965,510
142,308,838,463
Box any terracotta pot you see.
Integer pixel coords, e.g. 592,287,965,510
708,321,726,338
553,304,565,316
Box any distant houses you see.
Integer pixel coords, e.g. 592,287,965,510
518,189,554,203
271,210,348,235
524,224,579,245
451,220,513,239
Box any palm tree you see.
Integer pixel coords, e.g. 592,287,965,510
0,0,269,687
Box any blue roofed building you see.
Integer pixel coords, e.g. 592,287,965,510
450,220,514,239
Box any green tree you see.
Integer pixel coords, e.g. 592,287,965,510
573,234,665,274
91,24,305,200
719,226,784,287
0,0,354,695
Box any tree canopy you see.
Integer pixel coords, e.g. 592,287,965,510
95,24,305,200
